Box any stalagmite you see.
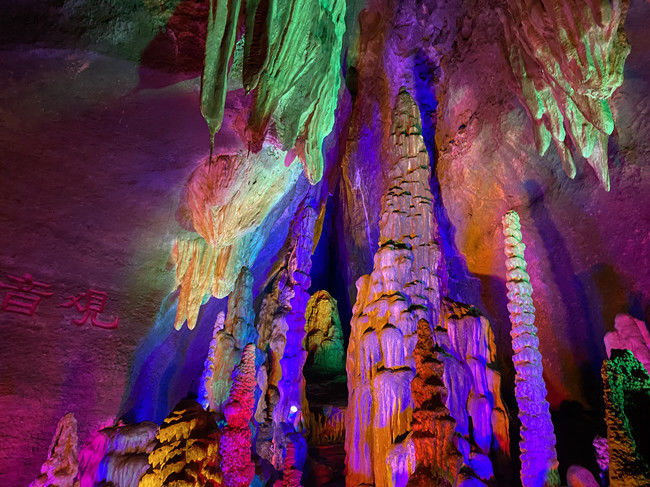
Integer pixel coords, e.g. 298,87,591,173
604,314,650,375
602,349,650,487
255,204,316,469
502,210,559,487
304,290,345,380
77,421,158,487
138,400,222,486
199,311,226,409
441,300,510,463
501,0,631,190
220,343,257,487
345,89,443,487
202,267,257,413
30,413,79,487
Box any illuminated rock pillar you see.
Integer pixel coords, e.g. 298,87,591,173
256,204,316,468
502,210,559,487
201,267,257,413
345,89,441,487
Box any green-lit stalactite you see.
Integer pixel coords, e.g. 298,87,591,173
200,0,241,161
200,0,345,183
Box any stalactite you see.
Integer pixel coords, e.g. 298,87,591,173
138,400,222,487
220,343,257,487
172,145,301,331
30,413,79,487
204,267,257,413
502,210,559,487
200,0,241,153
199,0,345,183
501,0,631,190
345,89,442,487
602,349,650,487
255,203,316,470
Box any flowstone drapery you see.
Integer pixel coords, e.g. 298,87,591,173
502,0,631,189
502,210,559,487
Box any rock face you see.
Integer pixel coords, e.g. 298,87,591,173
77,421,158,487
173,147,301,330
602,349,650,487
220,343,257,487
30,413,79,487
200,0,346,183
605,314,650,375
502,210,559,487
255,204,317,468
138,400,222,487
304,290,346,380
345,89,441,487
502,0,631,189
200,267,258,413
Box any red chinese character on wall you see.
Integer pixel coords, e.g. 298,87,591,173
0,273,54,316
60,289,119,329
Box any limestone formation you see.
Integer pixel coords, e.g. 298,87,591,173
173,145,301,330
202,267,257,413
502,210,559,487
220,344,257,487
77,421,158,487
304,290,345,380
30,413,79,487
199,311,226,409
255,204,317,468
138,400,222,487
593,435,609,480
441,300,509,476
602,349,650,487
605,314,650,375
345,89,442,487
278,442,303,487
200,0,345,183
502,0,631,189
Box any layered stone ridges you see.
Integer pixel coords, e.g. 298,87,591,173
502,210,558,487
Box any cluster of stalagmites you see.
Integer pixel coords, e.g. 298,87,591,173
502,0,631,190
502,210,559,487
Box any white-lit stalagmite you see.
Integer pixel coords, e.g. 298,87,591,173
502,210,559,487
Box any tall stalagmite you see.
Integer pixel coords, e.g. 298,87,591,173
201,267,257,413
255,204,317,468
502,210,559,487
345,89,443,487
